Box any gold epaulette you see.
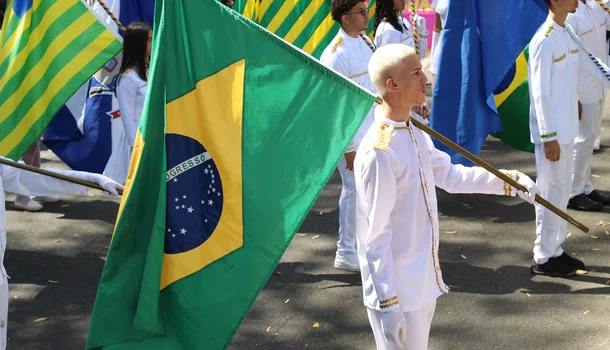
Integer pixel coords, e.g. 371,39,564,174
373,123,393,151
373,122,409,151
544,24,555,37
331,37,343,53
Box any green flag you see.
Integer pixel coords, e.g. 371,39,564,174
86,0,375,349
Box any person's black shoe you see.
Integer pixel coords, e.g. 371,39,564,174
567,193,603,212
587,190,610,206
530,257,577,277
557,252,585,270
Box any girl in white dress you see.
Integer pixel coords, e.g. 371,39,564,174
116,22,152,155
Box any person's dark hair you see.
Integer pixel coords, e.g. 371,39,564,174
330,0,364,23
544,0,551,6
119,22,152,82
0,0,7,30
374,0,402,33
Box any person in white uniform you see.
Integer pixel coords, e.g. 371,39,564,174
116,22,152,158
428,0,448,76
320,0,378,272
566,0,610,211
0,159,123,350
529,0,610,277
374,0,430,124
355,44,539,350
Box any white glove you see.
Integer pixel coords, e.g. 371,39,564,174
515,172,538,204
381,311,406,349
88,173,124,195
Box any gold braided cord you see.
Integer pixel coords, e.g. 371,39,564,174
96,0,127,32
405,123,446,293
595,0,610,13
409,0,420,58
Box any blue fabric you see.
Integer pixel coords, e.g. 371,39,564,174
43,0,155,172
119,0,155,33
44,78,114,173
12,0,33,18
430,0,547,165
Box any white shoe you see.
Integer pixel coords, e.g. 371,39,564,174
32,195,60,203
593,138,601,151
334,251,360,272
13,199,43,212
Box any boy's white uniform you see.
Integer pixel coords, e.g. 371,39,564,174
0,159,120,350
320,29,377,260
567,1,610,198
354,107,525,349
528,17,610,264
374,15,428,57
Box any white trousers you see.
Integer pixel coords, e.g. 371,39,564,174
572,98,604,197
0,280,7,350
337,156,357,254
367,300,437,350
534,143,574,264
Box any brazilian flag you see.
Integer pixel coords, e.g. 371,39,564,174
86,0,374,349
492,47,534,153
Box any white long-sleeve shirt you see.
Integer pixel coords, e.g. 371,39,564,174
528,17,610,144
567,0,610,104
374,16,429,58
320,28,377,153
0,161,90,284
116,68,147,148
354,107,514,312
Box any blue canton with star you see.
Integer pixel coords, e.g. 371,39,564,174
165,134,223,254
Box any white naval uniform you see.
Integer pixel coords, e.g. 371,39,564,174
374,16,429,58
354,107,515,350
116,68,148,150
528,17,610,264
428,0,448,75
567,1,610,198
0,160,91,350
320,28,377,255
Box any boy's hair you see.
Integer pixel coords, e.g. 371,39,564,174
330,0,364,23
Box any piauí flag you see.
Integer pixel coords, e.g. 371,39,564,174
86,1,374,349
235,0,342,58
492,46,534,152
0,0,122,160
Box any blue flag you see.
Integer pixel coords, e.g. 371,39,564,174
430,0,548,164
43,0,155,178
